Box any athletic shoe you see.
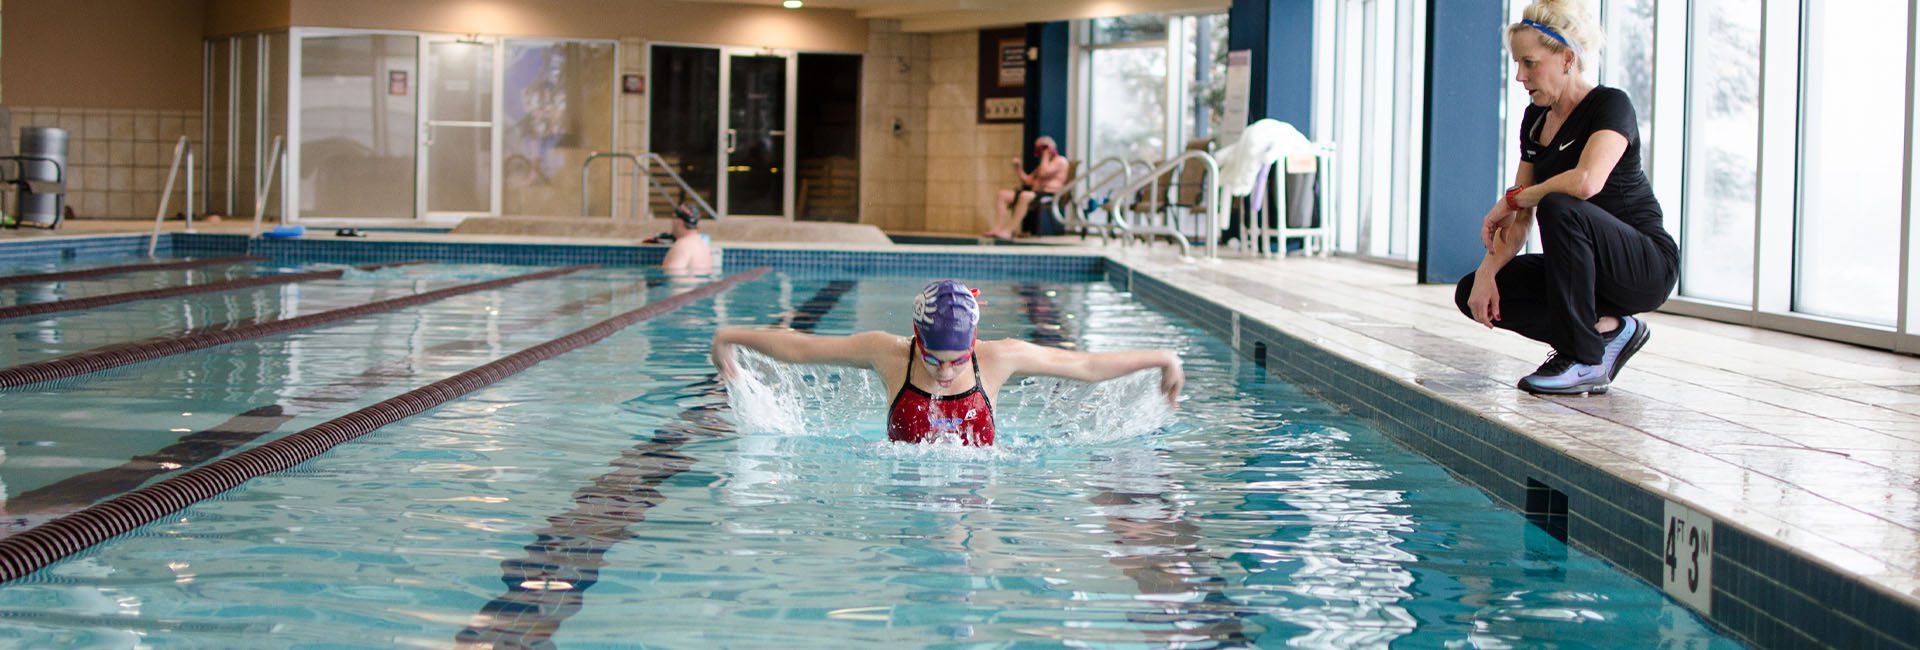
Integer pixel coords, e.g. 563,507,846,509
1601,316,1651,381
1517,353,1610,395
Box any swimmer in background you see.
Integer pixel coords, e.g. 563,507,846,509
657,204,714,273
710,280,1183,446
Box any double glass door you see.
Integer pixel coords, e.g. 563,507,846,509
291,30,614,221
652,45,796,218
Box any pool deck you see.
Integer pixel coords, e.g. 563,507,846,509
3,221,1916,647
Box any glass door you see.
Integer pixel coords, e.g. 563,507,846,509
420,36,500,219
720,48,795,218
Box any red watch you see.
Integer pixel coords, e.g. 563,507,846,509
1504,185,1526,211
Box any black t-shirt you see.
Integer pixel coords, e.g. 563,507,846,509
1520,86,1673,246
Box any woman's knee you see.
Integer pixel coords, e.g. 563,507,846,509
997,189,1016,202
1453,273,1477,318
1535,192,1584,217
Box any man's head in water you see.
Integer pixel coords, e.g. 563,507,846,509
913,280,980,388
671,204,700,238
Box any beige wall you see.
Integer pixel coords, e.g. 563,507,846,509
923,30,1021,234
204,0,289,36
2,0,207,110
859,20,928,232
289,0,865,52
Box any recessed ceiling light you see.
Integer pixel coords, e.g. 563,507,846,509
783,0,803,7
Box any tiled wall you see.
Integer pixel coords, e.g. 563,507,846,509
617,37,650,221
6,106,202,219
859,20,929,232
924,31,1023,235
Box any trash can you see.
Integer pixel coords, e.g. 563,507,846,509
16,127,69,227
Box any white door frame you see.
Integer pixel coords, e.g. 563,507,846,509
718,46,798,220
418,34,504,222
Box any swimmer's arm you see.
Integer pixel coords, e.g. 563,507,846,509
711,328,891,380
996,340,1184,405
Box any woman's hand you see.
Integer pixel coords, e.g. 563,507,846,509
1481,201,1520,252
1468,270,1502,328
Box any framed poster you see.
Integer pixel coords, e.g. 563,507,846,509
978,27,1026,123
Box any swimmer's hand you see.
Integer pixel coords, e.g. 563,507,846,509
1158,352,1184,407
710,335,739,382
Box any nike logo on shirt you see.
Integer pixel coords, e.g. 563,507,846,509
1557,141,1574,151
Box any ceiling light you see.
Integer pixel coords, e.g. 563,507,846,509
783,0,803,7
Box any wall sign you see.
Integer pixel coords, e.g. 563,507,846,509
388,70,409,96
622,74,644,94
1220,50,1252,144
978,27,1026,123
1662,499,1715,615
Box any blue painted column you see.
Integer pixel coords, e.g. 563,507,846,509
1227,0,1314,127
1418,1,1507,283
1023,21,1069,170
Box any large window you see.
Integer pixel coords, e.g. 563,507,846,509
1078,14,1228,166
1680,0,1761,306
1794,0,1905,326
1600,0,1655,172
1328,0,1424,260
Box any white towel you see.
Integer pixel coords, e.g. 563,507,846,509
1217,119,1312,198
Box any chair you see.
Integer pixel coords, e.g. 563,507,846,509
0,107,69,228
1020,159,1078,236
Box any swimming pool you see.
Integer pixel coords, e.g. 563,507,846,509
0,262,1742,647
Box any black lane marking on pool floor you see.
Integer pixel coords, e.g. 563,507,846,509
0,256,268,288
0,269,770,584
0,265,595,390
1014,282,1256,646
0,277,669,527
456,280,856,650
0,260,425,322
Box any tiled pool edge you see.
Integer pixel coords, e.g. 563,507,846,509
1104,257,1920,650
2,235,1108,281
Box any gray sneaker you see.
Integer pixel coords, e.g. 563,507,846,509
1518,353,1610,395
1601,316,1650,381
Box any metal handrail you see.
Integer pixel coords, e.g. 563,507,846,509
147,136,195,257
1104,150,1221,259
580,151,719,223
250,135,287,237
581,152,643,223
639,152,718,221
1052,157,1134,242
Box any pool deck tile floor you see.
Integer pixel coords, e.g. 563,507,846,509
1103,247,1920,606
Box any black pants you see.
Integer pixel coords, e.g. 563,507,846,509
1454,193,1678,365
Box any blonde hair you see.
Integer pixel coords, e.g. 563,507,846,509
1507,0,1604,72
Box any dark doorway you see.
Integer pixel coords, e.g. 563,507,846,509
795,53,861,222
648,46,720,209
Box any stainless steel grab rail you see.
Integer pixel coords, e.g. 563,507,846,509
581,152,643,223
147,136,195,257
250,135,287,237
580,151,719,223
1052,156,1134,243
1104,150,1221,259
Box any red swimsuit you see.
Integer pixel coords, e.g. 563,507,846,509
886,337,997,446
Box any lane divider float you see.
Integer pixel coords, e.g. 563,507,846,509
0,267,769,583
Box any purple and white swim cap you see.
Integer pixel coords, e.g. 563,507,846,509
912,280,979,351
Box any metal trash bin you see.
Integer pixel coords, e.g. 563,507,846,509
16,127,69,227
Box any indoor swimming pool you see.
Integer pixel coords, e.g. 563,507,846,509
0,259,1741,647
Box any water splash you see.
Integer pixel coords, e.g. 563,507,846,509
722,348,1177,452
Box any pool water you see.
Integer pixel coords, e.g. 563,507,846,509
0,264,1741,648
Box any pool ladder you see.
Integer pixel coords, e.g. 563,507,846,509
580,152,718,223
